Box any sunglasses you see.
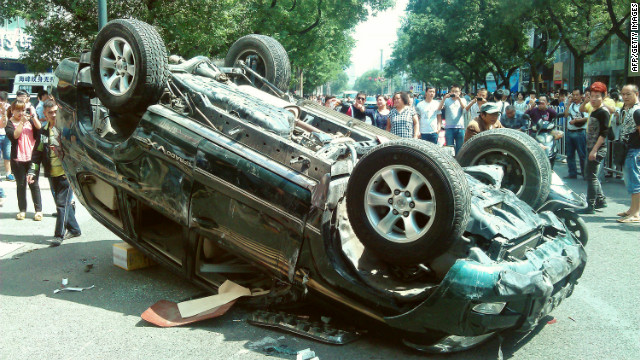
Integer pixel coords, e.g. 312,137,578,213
357,97,366,101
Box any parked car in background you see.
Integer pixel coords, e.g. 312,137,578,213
365,96,377,110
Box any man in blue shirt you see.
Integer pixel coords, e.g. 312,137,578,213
437,84,468,154
501,106,528,131
35,90,50,127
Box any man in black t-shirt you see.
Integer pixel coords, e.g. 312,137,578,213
580,82,610,214
340,91,367,121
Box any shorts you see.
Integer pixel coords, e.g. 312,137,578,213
623,148,640,195
0,134,10,161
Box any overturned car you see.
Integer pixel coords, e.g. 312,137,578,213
51,19,586,352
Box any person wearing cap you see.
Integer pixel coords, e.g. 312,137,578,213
464,103,504,143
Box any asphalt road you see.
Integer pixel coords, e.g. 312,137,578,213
1,163,639,360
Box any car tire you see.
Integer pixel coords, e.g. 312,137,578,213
90,19,169,113
224,34,291,92
346,140,471,265
555,209,588,246
456,129,551,209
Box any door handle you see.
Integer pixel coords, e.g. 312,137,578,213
193,217,218,228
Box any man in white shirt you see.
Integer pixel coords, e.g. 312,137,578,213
415,86,441,144
563,88,589,179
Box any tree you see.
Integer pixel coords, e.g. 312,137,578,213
328,71,349,95
354,69,385,95
248,0,393,89
387,0,535,93
0,0,394,90
606,0,632,46
0,1,250,72
547,0,630,88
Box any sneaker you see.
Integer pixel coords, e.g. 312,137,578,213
63,231,82,240
595,197,608,209
578,203,596,214
16,212,26,220
34,212,43,221
48,237,64,247
6,173,15,181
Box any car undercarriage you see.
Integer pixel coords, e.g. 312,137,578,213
50,18,587,352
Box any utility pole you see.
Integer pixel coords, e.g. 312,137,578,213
98,0,108,30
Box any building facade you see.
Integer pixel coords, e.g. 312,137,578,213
1,17,33,92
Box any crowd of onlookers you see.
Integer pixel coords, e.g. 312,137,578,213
308,82,640,223
1,90,81,246
2,82,637,230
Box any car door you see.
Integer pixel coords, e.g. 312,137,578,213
191,130,313,281
117,105,201,266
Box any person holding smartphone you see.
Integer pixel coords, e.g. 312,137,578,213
464,88,489,127
5,99,42,220
437,84,468,153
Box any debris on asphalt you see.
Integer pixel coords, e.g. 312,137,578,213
568,316,576,322
141,299,236,327
296,348,317,360
177,280,252,318
264,345,298,356
247,336,278,349
62,278,68,286
248,310,360,345
53,285,95,294
547,318,557,325
84,264,94,272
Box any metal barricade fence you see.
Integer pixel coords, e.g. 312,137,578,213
548,105,622,177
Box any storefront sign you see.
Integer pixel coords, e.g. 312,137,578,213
16,74,54,83
553,62,563,81
0,28,33,60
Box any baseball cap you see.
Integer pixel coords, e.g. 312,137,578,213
480,102,501,114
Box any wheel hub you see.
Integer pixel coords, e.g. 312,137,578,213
115,59,127,74
364,165,437,243
392,194,413,214
99,37,136,96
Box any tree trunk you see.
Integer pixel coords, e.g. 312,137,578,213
530,65,539,93
573,55,584,90
298,67,304,96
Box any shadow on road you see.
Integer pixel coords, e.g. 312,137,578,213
0,238,553,359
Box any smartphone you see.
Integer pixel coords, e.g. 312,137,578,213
450,93,456,98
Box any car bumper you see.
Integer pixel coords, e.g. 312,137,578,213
384,229,586,348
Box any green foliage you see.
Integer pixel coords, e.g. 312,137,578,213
328,71,349,95
0,0,395,90
388,0,630,91
354,69,386,95
388,0,538,90
546,0,630,87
